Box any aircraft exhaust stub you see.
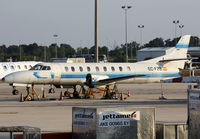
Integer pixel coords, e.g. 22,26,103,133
72,107,155,139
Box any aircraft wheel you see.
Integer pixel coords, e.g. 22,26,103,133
25,96,32,101
48,88,55,94
12,89,19,95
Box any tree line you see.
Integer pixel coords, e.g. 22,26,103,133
0,36,199,62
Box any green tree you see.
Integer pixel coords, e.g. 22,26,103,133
60,43,75,57
144,38,164,47
0,45,7,61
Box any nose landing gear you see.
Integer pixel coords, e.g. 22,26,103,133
12,86,19,95
24,85,40,101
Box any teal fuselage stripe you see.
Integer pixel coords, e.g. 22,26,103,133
60,72,180,79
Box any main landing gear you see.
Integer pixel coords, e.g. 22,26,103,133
48,85,55,94
73,85,80,98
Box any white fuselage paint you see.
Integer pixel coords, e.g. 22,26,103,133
3,62,181,87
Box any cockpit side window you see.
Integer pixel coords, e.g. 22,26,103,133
42,66,47,70
30,65,51,70
46,66,51,70
30,65,43,70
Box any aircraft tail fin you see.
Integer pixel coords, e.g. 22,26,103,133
142,35,191,70
175,35,190,49
160,35,191,70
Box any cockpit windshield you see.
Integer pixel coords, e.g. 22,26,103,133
30,65,51,70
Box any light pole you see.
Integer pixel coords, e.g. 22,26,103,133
138,24,144,47
173,20,179,45
122,5,132,62
179,24,184,36
95,0,98,63
44,46,46,62
53,34,58,58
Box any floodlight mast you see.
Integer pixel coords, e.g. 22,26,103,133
122,5,132,62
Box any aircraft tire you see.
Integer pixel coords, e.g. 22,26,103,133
12,89,19,95
48,88,55,94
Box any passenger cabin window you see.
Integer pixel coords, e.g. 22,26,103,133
65,67,68,72
111,66,115,72
119,66,123,72
24,65,27,69
103,66,107,72
71,67,75,72
29,65,32,68
79,66,83,72
96,66,99,72
10,65,15,71
87,66,91,72
3,65,7,70
17,65,21,69
127,66,131,71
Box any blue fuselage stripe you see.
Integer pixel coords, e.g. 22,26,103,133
175,44,188,48
60,72,180,79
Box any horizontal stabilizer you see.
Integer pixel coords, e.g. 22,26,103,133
159,58,188,63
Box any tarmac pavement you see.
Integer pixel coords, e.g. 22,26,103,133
0,83,189,132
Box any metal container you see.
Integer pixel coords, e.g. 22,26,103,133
188,84,200,139
156,122,188,139
72,107,155,139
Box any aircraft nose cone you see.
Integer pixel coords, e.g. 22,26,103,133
4,74,14,84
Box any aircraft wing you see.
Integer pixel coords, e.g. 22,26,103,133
85,74,145,87
97,74,145,84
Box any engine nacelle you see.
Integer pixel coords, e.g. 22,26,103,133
85,73,109,88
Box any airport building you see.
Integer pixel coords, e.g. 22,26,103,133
137,47,200,63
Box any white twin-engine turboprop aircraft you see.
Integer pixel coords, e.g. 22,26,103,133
3,35,191,97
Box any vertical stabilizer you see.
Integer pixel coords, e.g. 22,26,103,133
141,35,191,70
175,35,190,49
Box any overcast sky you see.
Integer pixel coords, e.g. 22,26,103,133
0,0,199,49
